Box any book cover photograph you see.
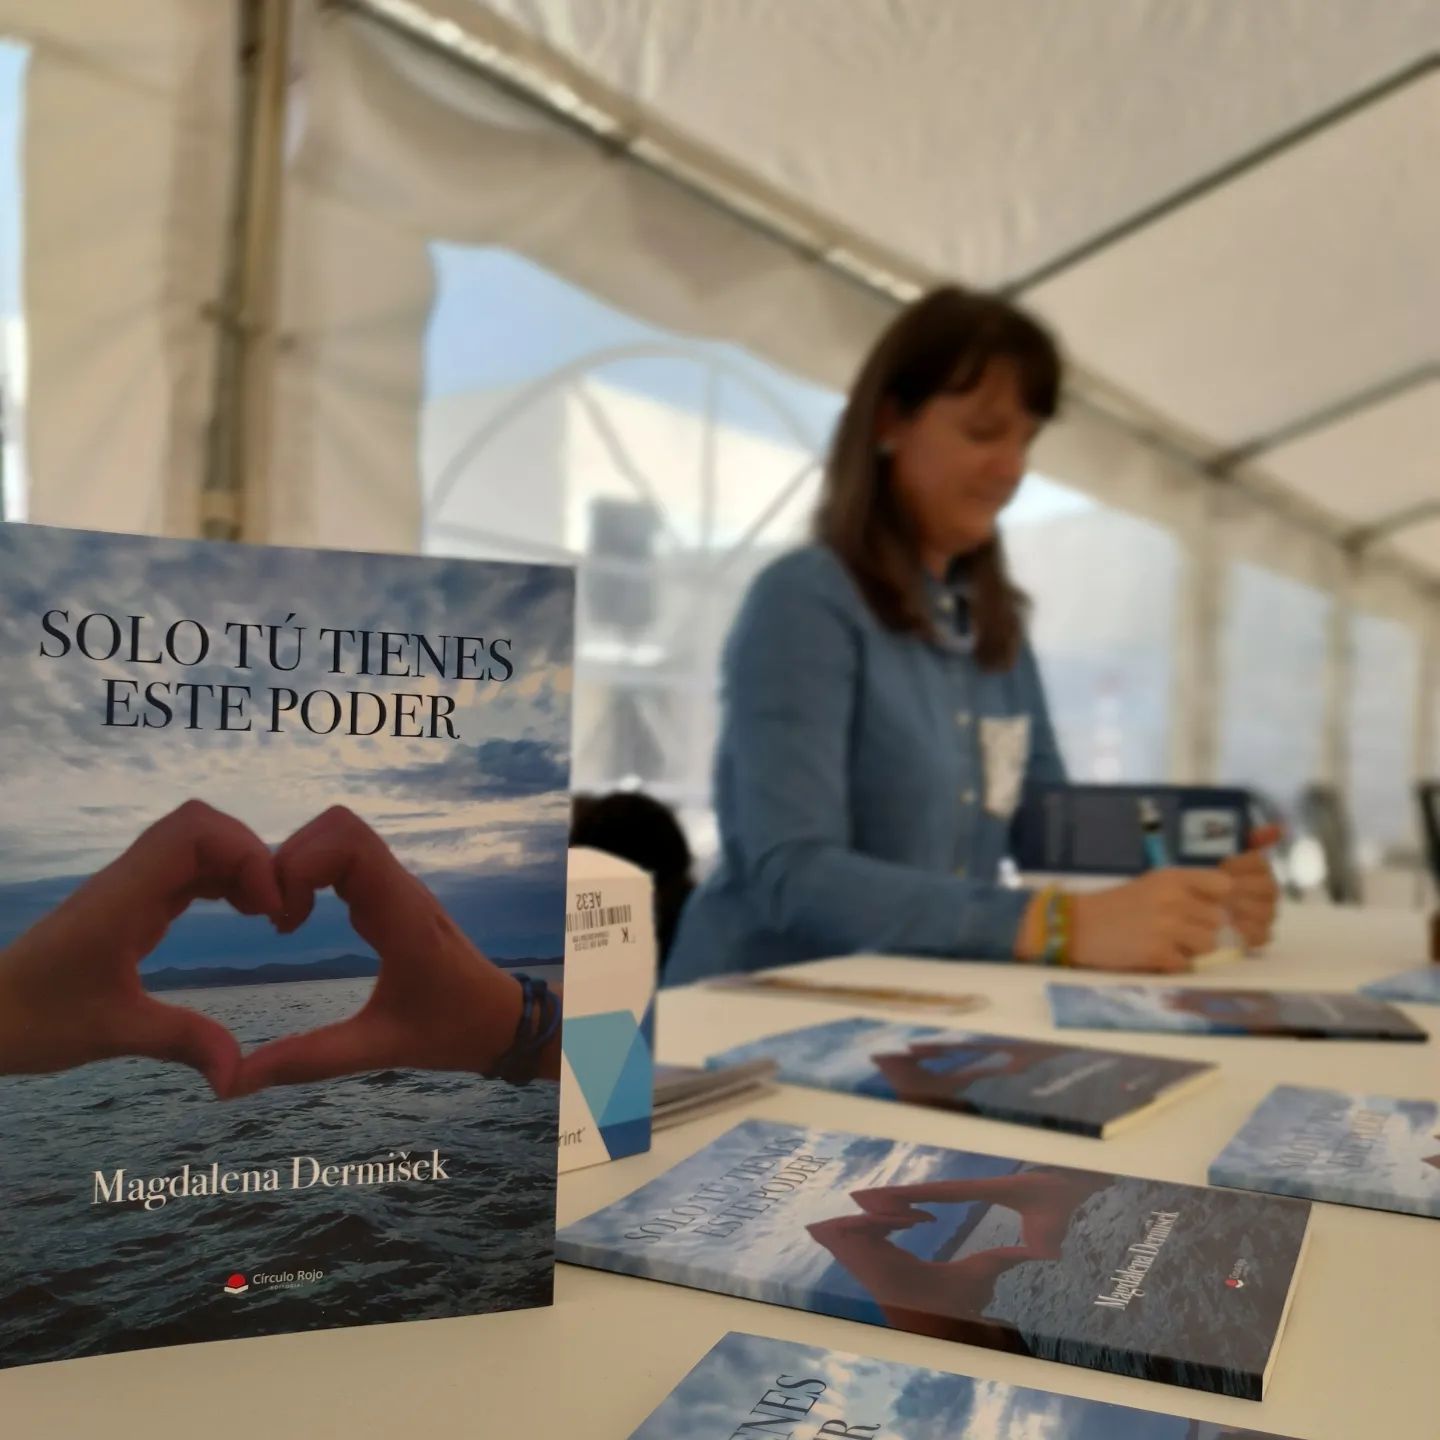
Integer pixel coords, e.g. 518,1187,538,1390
1210,1085,1440,1220
706,1017,1216,1138
1360,966,1440,1006
629,1331,1302,1439
0,524,575,1370
557,1118,1311,1399
1048,983,1428,1042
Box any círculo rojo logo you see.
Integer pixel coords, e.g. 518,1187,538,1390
223,1273,249,1296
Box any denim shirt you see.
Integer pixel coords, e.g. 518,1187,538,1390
664,544,1067,985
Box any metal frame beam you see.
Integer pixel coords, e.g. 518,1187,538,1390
1347,499,1440,554
1002,55,1437,297
1211,364,1438,475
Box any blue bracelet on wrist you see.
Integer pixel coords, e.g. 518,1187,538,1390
491,973,562,1086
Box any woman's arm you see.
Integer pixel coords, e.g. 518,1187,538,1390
723,558,1034,960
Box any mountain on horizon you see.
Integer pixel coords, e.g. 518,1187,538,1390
141,953,563,992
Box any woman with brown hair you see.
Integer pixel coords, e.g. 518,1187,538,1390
664,288,1278,983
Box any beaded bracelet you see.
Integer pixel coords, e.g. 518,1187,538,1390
491,973,562,1086
1041,888,1075,968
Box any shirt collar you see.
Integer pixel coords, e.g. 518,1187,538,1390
921,566,974,654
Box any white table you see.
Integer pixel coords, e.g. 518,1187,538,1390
5,907,1437,1438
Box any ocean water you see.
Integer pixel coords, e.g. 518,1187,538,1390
0,979,557,1370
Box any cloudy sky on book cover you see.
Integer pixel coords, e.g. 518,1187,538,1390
1048,984,1426,1041
630,1331,1300,1438
1210,1085,1440,1220
559,1118,1310,1398
0,524,574,1369
706,1017,1214,1137
1361,967,1440,1006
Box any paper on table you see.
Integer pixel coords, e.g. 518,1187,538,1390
703,973,989,1014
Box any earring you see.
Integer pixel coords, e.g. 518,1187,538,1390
876,439,895,459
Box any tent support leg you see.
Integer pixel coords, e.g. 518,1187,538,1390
202,0,291,542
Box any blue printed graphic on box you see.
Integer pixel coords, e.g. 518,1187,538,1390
559,847,656,1171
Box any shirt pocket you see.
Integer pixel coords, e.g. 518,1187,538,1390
979,715,1031,820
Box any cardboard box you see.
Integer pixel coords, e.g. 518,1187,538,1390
558,846,656,1173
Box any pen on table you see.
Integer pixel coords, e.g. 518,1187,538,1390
1138,796,1169,870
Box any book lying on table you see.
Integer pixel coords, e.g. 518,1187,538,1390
652,1059,778,1132
1048,984,1427,1042
705,1017,1216,1138
558,1118,1311,1399
629,1331,1302,1439
705,972,989,1015
1360,966,1440,1006
1210,1085,1440,1220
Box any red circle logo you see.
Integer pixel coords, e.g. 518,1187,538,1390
227,1273,246,1288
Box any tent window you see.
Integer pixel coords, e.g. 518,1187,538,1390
1217,561,1331,826
1006,484,1178,783
420,246,841,855
0,39,27,522
1347,610,1419,868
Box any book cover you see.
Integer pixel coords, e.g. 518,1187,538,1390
557,1118,1311,1399
630,1331,1301,1438
1048,984,1428,1042
1210,1085,1440,1220
0,523,574,1370
1361,967,1440,1006
705,1018,1216,1138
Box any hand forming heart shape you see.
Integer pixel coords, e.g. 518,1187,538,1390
0,801,549,1098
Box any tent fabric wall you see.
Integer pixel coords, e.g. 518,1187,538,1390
0,0,234,538
2,0,1436,863
268,4,896,552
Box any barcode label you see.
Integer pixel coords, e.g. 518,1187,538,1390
565,903,632,934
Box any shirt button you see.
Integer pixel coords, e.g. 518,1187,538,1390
961,788,976,805
955,711,971,727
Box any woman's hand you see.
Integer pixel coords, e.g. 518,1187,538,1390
1018,867,1235,973
231,806,539,1095
1069,869,1234,972
1220,823,1282,950
0,800,283,1094
849,1187,934,1227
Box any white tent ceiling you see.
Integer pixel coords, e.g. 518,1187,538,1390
470,0,1440,570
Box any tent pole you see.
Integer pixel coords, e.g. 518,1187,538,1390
1321,556,1357,820
1171,485,1224,783
202,0,291,542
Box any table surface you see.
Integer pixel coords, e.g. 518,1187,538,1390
4,906,1438,1439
